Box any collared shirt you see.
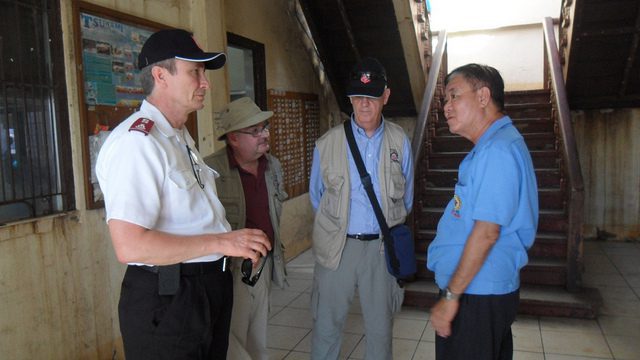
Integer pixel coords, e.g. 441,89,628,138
427,116,539,295
309,116,414,234
226,147,274,244
96,100,230,264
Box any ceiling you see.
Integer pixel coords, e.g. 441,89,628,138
298,0,417,117
299,0,640,112
564,0,640,109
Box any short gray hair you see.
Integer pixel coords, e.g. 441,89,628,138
139,58,177,95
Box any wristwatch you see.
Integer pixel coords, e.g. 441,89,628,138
443,287,460,301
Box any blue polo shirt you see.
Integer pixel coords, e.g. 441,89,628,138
427,116,538,295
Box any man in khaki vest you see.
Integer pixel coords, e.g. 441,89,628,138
309,57,414,359
204,97,288,360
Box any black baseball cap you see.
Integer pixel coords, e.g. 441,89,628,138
346,57,387,98
137,29,226,70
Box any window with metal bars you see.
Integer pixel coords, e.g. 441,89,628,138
0,0,74,224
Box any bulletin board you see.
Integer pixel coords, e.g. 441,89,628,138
268,90,320,198
72,2,197,209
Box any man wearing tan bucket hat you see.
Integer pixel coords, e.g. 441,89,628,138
204,97,288,360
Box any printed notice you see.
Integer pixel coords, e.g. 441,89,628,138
80,13,153,106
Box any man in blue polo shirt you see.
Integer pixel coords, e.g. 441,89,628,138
427,63,538,360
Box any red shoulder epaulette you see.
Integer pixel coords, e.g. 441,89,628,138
129,118,155,135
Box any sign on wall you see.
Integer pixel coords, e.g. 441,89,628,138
72,2,197,209
268,90,319,198
79,12,153,107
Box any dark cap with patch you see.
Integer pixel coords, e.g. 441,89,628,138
346,57,387,98
137,29,226,70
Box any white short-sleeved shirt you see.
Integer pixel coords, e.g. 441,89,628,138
96,100,231,264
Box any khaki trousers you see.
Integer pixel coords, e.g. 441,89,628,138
227,258,272,360
311,238,404,360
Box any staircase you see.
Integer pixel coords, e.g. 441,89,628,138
404,89,601,318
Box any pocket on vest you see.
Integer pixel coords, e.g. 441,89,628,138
387,173,407,221
388,172,406,200
320,173,345,220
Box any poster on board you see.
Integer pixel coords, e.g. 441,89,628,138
79,12,154,107
74,2,196,209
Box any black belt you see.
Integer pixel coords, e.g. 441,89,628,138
136,256,229,276
347,233,379,241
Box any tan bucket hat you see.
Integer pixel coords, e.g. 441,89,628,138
215,97,273,140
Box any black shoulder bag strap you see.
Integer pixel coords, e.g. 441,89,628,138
343,121,400,275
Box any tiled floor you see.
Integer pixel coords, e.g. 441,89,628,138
266,240,640,359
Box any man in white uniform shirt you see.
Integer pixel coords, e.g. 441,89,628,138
96,29,271,360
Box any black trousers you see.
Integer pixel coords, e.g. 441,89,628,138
436,290,519,360
118,265,233,360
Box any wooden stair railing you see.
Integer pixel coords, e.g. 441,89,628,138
542,17,585,292
410,29,447,242
412,30,447,164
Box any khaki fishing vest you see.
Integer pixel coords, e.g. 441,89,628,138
204,149,288,288
312,120,408,270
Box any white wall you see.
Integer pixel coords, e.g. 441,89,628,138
429,0,561,32
430,0,562,90
446,25,545,90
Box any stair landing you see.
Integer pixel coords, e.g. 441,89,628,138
403,280,601,319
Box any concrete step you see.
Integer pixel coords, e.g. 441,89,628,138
433,117,556,136
504,89,551,104
415,230,568,260
505,102,552,119
428,150,558,169
417,207,567,233
403,280,601,319
417,168,561,188
421,187,565,210
414,255,567,286
431,132,556,152
512,117,556,134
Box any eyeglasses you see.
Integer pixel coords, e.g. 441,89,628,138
236,122,270,137
241,252,270,287
185,144,204,189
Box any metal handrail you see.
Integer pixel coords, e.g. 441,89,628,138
412,30,447,164
542,17,584,291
